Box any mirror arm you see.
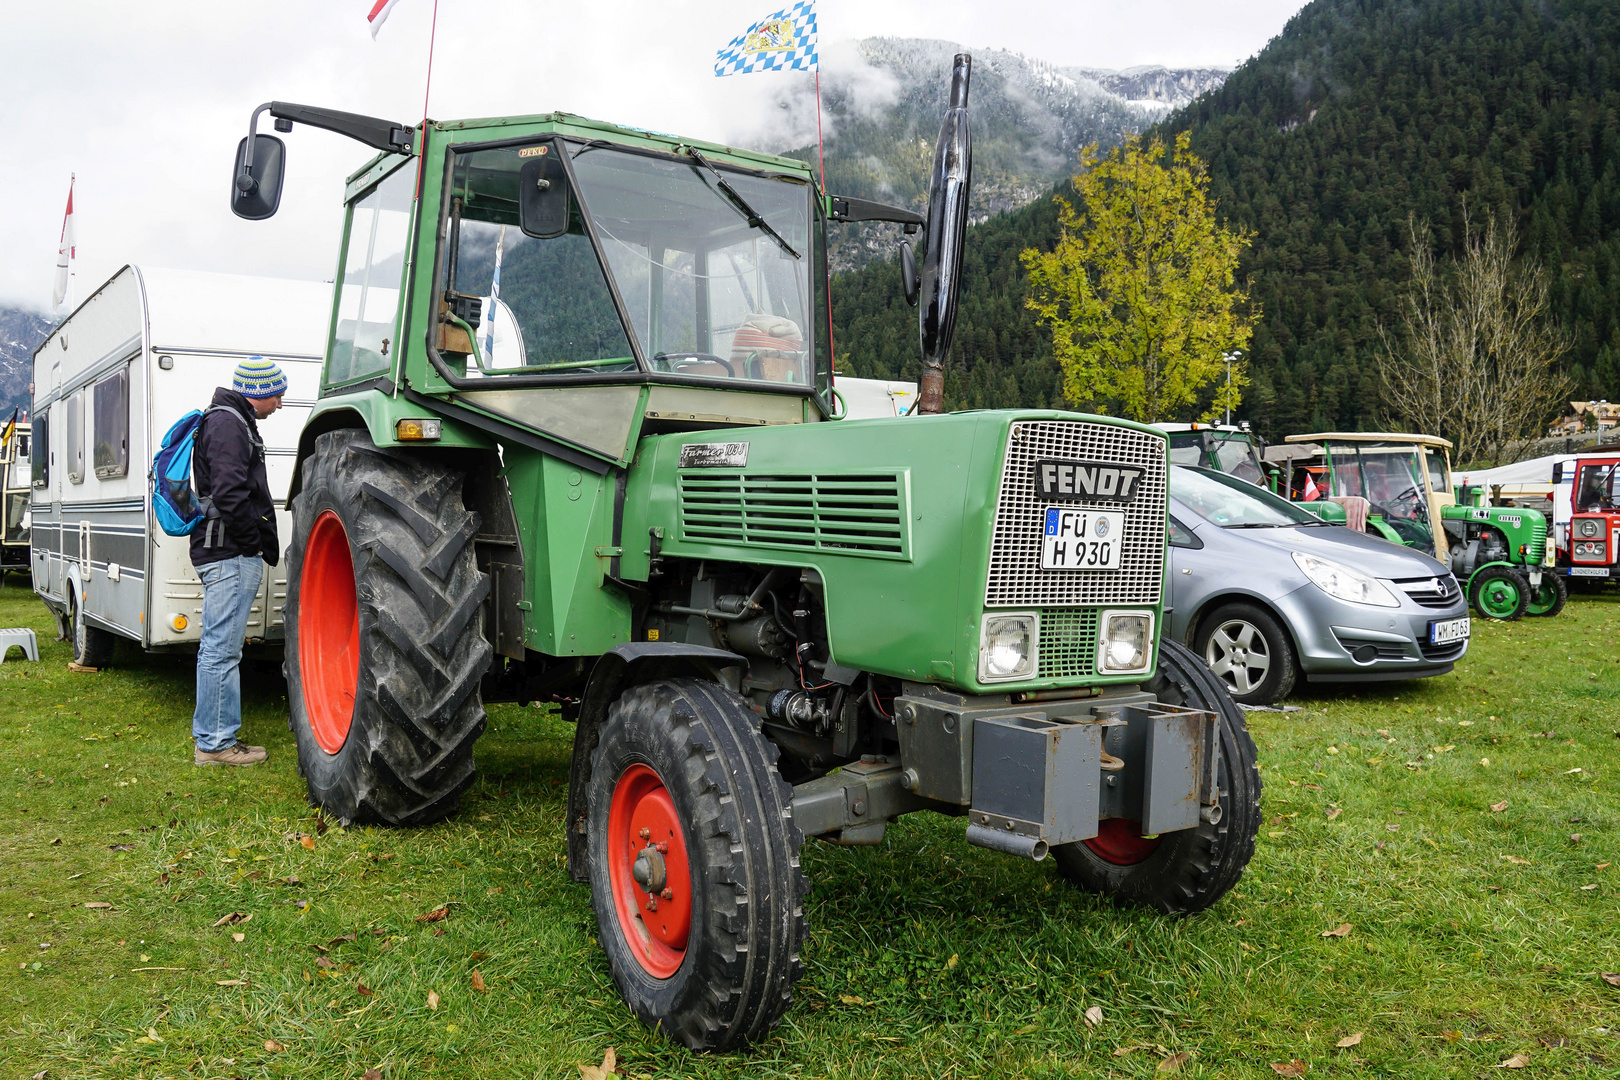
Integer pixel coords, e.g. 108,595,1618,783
237,103,273,195
829,195,924,234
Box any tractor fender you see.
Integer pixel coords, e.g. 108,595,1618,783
284,393,496,506
564,643,749,882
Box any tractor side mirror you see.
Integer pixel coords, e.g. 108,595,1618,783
899,240,919,307
519,148,571,239
1552,462,1565,483
230,133,286,220
915,53,972,411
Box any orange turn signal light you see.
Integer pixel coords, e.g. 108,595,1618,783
396,418,442,441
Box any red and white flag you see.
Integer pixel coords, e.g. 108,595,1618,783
367,0,402,38
53,175,75,309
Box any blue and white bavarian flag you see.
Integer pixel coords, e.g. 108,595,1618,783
715,2,818,76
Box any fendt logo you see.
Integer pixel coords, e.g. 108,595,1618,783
1033,459,1146,504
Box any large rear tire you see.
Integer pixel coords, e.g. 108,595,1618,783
586,679,806,1051
283,430,490,826
1052,639,1262,914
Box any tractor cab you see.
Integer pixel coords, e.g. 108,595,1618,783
1154,422,1270,488
1553,454,1620,583
1284,432,1453,560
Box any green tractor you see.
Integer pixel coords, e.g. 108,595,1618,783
1279,433,1562,620
229,57,1260,1050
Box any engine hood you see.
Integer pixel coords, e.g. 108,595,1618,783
1186,513,1451,580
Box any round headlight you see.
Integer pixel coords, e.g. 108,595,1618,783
1579,519,1600,538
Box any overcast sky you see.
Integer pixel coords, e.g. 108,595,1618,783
1,0,1306,313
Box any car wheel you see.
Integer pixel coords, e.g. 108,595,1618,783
1196,603,1297,706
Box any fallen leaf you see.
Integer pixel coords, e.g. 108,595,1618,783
1336,1032,1363,1048
1084,1005,1104,1028
468,951,490,962
316,956,335,969
1490,800,1509,813
216,979,248,986
1500,855,1531,865
1480,758,1490,766
1600,973,1620,987
1326,807,1342,821
1158,1051,1191,1073
427,989,440,1010
1114,1044,1167,1057
601,1048,617,1074
416,906,450,924
579,1067,607,1080
357,982,373,997
212,912,251,927
364,1070,381,1080
1596,863,1611,871
264,1039,285,1052
1321,923,1353,938
83,902,114,909
313,813,329,836
299,835,316,851
1500,1052,1530,1069
471,970,487,993
1271,1061,1307,1077
232,932,245,943
327,933,357,948
839,994,865,1005
1386,823,1401,832
1580,884,1599,891
1564,767,1584,775
1571,834,1583,843
108,843,135,851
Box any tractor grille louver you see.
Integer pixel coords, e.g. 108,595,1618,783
1528,515,1548,564
986,420,1168,607
1037,610,1100,680
678,472,908,558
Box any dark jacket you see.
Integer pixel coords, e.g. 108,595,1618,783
190,388,279,568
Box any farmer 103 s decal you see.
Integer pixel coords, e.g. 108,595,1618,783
227,57,1261,1050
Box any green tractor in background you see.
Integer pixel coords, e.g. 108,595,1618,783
1277,433,1562,620
228,56,1261,1050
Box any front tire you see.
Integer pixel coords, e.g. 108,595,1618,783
1525,573,1567,618
587,679,806,1051
1469,565,1529,621
1052,639,1262,914
1196,602,1297,706
283,430,491,826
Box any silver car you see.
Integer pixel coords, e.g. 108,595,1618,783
1166,466,1471,705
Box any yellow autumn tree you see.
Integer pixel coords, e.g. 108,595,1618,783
1022,132,1257,422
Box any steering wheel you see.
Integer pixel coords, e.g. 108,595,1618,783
1387,484,1425,518
654,351,735,376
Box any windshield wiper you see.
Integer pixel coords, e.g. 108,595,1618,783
681,145,800,259
1224,522,1289,529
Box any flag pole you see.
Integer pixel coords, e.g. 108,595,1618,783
415,0,441,198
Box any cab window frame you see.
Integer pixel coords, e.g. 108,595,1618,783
324,156,419,391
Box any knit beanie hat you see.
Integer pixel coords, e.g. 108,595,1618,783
233,356,288,399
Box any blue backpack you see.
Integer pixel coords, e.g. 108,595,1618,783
150,405,255,539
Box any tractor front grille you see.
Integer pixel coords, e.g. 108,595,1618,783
1037,610,1100,680
678,472,909,559
1528,515,1548,564
986,420,1168,608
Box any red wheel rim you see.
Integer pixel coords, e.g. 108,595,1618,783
298,510,359,755
607,763,693,978
1085,818,1162,865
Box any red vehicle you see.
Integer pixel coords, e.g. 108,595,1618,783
1552,454,1620,584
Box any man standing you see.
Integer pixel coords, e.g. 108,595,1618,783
191,357,286,766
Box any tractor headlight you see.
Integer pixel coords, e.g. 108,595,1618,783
1096,610,1153,674
1292,551,1400,607
979,613,1037,682
1578,519,1600,538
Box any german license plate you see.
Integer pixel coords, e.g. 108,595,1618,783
1428,617,1470,645
1569,566,1609,578
1041,508,1125,570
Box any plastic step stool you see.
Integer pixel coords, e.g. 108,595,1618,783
0,627,39,663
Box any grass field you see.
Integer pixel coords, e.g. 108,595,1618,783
2,575,1618,1079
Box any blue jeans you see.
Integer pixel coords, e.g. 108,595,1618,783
192,555,265,752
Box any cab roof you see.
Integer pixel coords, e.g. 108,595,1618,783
1285,431,1453,450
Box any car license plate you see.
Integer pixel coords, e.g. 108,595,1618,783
1429,617,1470,645
1041,508,1125,570
1569,566,1609,578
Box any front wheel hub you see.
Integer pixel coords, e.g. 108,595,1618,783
607,764,692,978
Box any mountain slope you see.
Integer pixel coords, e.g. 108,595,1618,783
832,0,1620,434
0,306,52,416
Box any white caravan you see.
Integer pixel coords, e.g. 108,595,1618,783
30,266,328,662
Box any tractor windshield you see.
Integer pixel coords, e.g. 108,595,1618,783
1575,462,1619,511
1322,440,1435,553
440,140,823,393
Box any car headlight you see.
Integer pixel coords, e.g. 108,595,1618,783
1096,610,1153,674
1291,551,1400,607
1579,519,1600,538
979,613,1037,682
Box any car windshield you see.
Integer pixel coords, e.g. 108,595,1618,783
441,140,819,389
1171,465,1322,527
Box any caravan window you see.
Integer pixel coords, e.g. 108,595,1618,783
31,414,47,488
66,390,85,484
93,364,130,478
327,162,416,386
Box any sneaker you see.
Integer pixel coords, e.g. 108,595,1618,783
194,741,268,767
